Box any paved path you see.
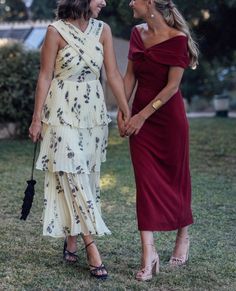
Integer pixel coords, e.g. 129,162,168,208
108,111,236,121
187,112,236,118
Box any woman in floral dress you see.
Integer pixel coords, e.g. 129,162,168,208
29,0,130,279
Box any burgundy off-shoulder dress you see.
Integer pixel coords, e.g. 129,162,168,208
128,27,193,231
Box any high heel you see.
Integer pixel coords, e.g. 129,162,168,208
63,239,78,263
85,241,108,280
136,244,160,281
169,236,190,267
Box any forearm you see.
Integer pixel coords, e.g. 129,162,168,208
107,71,129,115
124,74,136,102
139,84,179,120
32,74,52,122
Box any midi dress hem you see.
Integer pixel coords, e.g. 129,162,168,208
42,230,111,238
137,218,193,232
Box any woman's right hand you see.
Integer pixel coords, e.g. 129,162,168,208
117,109,126,137
123,107,131,125
29,120,42,143
117,108,131,137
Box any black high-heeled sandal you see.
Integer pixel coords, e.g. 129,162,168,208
85,241,108,280
63,239,78,263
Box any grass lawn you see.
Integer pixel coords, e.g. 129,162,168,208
0,118,236,291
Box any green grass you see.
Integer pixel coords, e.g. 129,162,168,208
0,118,236,291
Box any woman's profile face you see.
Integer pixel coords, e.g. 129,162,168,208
90,0,106,18
129,0,148,19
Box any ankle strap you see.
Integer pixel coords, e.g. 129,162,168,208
142,243,156,251
85,240,94,249
176,235,189,241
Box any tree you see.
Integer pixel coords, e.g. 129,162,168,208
30,0,57,20
101,0,236,62
100,0,236,100
194,3,236,64
1,0,235,101
0,0,28,21
100,0,136,39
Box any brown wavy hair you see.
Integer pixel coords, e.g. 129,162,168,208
56,0,92,20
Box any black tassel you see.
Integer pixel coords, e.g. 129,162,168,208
20,142,38,220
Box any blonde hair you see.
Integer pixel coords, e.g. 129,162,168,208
154,0,199,68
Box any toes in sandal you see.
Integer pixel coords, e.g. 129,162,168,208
63,239,78,263
85,241,108,280
89,263,108,280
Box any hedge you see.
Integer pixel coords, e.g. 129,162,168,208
0,43,40,136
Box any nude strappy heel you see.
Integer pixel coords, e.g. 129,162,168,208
169,236,190,267
136,244,160,281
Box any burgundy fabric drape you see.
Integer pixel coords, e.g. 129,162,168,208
129,27,193,231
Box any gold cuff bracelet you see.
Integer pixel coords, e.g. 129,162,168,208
152,99,163,111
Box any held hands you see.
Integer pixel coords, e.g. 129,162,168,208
28,120,42,143
117,110,146,137
125,113,146,136
117,109,127,137
117,108,131,137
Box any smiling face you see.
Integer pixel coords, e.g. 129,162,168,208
129,0,149,19
90,0,106,18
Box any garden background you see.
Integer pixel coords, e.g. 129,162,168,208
0,1,236,290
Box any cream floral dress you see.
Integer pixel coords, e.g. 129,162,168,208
36,18,111,237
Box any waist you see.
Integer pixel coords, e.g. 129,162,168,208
53,73,99,83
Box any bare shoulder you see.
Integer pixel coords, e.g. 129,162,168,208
40,25,62,53
100,22,112,44
169,29,186,38
46,25,61,41
47,25,58,35
102,22,112,35
135,23,146,33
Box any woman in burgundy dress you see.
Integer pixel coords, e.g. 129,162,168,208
118,0,199,281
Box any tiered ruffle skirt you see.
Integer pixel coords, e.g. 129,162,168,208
36,79,111,237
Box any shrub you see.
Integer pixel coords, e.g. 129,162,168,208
181,58,236,103
0,43,40,136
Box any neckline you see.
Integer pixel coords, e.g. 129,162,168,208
63,18,92,34
134,27,187,50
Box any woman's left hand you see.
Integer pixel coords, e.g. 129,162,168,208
125,113,146,136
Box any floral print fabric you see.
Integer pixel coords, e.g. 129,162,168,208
36,19,111,237
42,171,110,237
